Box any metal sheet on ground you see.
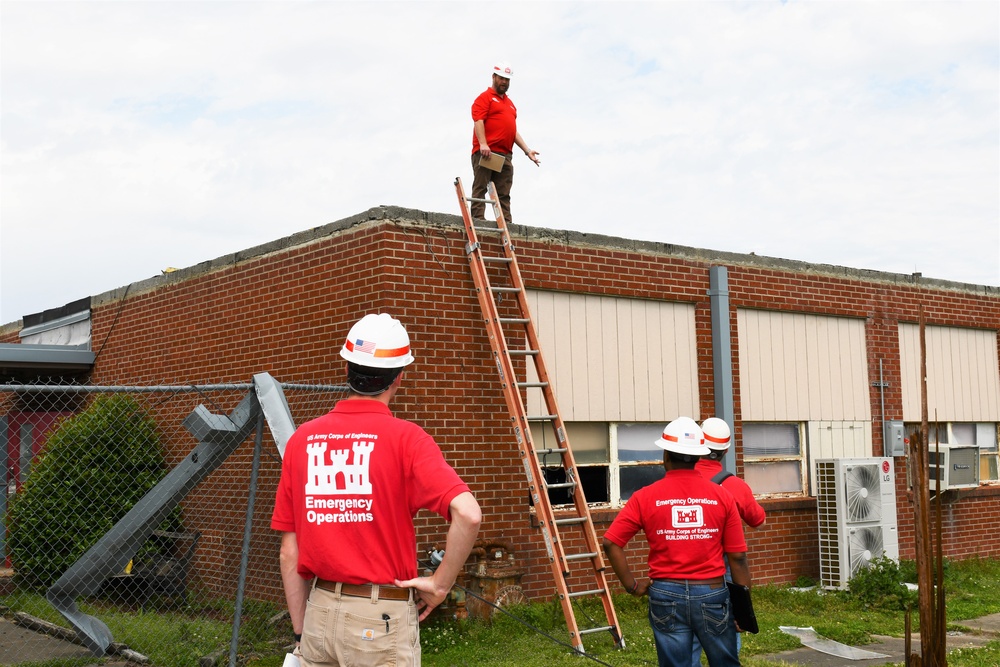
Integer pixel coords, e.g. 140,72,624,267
780,626,891,660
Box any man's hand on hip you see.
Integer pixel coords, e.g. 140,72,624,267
394,575,450,621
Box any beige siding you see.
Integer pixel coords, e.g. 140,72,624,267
526,291,698,422
807,420,872,492
738,310,871,421
899,324,1000,421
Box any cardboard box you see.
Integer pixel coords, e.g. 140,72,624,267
480,153,505,172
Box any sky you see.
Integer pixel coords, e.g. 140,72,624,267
2,1,998,326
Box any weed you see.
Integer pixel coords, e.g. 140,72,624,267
847,556,918,611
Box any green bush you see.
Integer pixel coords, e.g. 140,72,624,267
7,394,177,590
847,556,917,611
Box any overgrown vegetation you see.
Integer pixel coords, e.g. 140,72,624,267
7,395,179,590
847,555,919,611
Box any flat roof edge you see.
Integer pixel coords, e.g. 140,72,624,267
0,344,95,369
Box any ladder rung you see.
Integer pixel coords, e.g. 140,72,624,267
517,381,548,388
536,447,568,456
482,256,513,264
466,196,495,204
568,588,608,598
499,317,530,324
555,516,587,526
545,481,577,490
491,286,521,293
527,414,557,421
565,551,599,561
509,349,539,356
579,625,616,636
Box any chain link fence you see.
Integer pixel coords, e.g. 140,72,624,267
1,378,347,666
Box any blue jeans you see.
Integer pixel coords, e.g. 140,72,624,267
647,580,740,667
691,560,741,665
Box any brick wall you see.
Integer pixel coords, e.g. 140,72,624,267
73,209,1000,601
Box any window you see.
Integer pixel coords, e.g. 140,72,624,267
742,422,806,495
530,422,666,507
905,422,999,484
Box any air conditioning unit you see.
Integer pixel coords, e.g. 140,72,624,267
816,457,899,590
928,444,979,491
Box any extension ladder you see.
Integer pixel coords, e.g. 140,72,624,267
453,177,624,653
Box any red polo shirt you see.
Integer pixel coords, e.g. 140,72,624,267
471,87,517,154
603,469,746,580
272,399,469,584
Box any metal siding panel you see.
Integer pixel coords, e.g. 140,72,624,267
618,299,637,421
736,310,766,421
656,304,677,420
899,324,921,420
981,332,1000,421
934,327,947,416
791,315,810,418
736,310,751,420
630,302,651,421
568,294,589,420
898,324,1000,422
644,301,665,422
738,310,763,421
676,303,700,420
758,312,777,420
585,296,605,420
601,298,622,421
835,319,853,419
769,312,789,420
806,316,824,418
552,293,574,419
957,329,974,420
526,291,546,418
742,311,868,422
830,319,848,420
851,319,873,421
818,318,837,420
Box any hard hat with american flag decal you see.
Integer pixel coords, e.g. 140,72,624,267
654,417,709,456
340,313,415,369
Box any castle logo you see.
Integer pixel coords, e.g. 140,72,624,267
672,505,704,528
305,440,374,495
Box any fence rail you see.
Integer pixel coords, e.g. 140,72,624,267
1,378,347,667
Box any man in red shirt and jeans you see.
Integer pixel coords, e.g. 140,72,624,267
603,416,750,667
470,62,540,224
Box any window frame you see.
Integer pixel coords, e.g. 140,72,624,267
741,421,808,497
534,421,667,508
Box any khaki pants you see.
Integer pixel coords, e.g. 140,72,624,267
300,583,420,667
470,152,515,224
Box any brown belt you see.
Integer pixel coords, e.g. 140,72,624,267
658,576,726,589
315,579,411,601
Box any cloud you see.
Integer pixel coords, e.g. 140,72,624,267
2,1,997,324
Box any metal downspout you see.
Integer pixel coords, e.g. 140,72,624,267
709,266,736,472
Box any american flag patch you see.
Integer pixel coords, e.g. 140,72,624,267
354,339,376,354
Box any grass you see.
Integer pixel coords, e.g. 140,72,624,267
3,557,999,666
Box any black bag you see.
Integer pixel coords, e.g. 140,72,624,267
726,582,759,634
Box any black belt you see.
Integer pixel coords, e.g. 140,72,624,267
658,576,726,589
315,580,411,601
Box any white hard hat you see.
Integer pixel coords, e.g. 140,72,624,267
340,313,415,369
492,62,513,79
654,417,709,456
701,417,732,452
